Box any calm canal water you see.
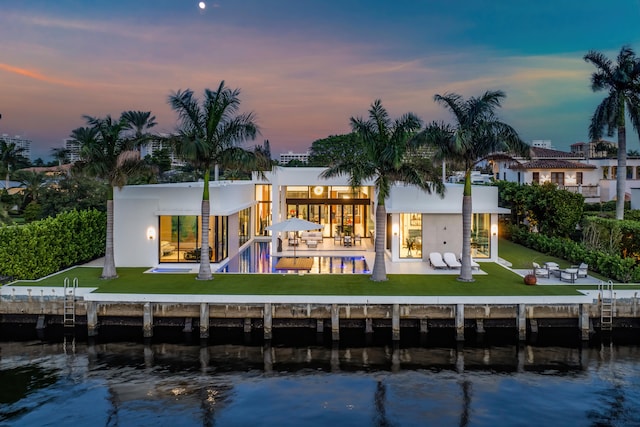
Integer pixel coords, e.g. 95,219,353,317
1,328,640,426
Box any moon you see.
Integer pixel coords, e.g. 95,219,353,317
198,2,206,9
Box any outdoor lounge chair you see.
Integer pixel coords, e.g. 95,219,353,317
429,252,448,269
573,263,588,278
443,252,462,269
459,253,480,270
532,262,550,278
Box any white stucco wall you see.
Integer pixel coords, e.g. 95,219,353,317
385,183,508,214
113,181,255,267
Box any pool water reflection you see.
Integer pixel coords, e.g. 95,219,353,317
217,241,370,274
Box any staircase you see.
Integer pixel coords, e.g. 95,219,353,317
599,280,614,331
63,277,78,327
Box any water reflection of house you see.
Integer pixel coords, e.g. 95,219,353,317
113,167,506,270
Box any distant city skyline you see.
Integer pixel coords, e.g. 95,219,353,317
2,1,640,160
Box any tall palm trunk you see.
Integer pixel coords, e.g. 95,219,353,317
458,170,474,282
101,193,117,279
198,169,213,280
616,124,627,220
371,203,388,282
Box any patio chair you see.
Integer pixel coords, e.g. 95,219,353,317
572,263,588,278
429,252,448,269
334,234,341,245
543,262,560,278
354,234,362,245
532,262,550,278
459,253,480,270
443,252,462,269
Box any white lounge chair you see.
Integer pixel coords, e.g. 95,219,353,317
532,262,550,278
459,253,480,270
429,252,448,269
443,252,462,269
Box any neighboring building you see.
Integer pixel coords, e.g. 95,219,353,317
279,151,309,164
570,140,616,159
531,140,553,149
140,136,184,168
2,134,31,162
113,167,505,269
64,138,81,163
492,144,640,203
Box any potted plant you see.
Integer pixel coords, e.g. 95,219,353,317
524,271,537,285
406,237,415,257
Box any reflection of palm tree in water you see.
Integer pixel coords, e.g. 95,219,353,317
373,380,393,427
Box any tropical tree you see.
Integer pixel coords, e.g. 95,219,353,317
168,81,260,280
308,133,364,167
322,99,444,282
72,112,153,279
420,90,528,282
50,147,70,166
0,139,28,190
584,46,640,220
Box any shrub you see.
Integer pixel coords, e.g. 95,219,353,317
509,225,638,282
0,209,106,280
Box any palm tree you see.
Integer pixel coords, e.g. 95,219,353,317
422,90,527,282
50,147,70,166
168,81,259,280
121,110,158,147
0,139,28,190
13,170,46,207
72,112,151,279
322,99,444,282
584,46,640,220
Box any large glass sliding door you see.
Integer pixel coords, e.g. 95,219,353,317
285,185,371,239
158,215,228,263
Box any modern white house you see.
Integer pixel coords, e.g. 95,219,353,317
113,167,506,270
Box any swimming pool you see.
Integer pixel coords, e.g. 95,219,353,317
217,241,370,274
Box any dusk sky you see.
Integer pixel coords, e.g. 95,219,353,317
3,1,640,160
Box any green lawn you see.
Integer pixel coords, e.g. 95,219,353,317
8,239,634,296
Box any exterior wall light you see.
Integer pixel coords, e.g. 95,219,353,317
147,226,156,240
392,223,399,236
491,224,498,237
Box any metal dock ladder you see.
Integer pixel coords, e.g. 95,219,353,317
63,277,78,327
599,280,615,331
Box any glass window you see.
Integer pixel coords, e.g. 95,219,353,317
239,207,250,246
602,166,609,179
255,185,271,236
471,213,490,258
627,166,633,179
400,213,422,259
576,172,583,185
158,215,228,263
532,172,539,183
550,172,564,186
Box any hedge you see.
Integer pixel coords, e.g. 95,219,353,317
0,209,106,280
509,225,640,283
